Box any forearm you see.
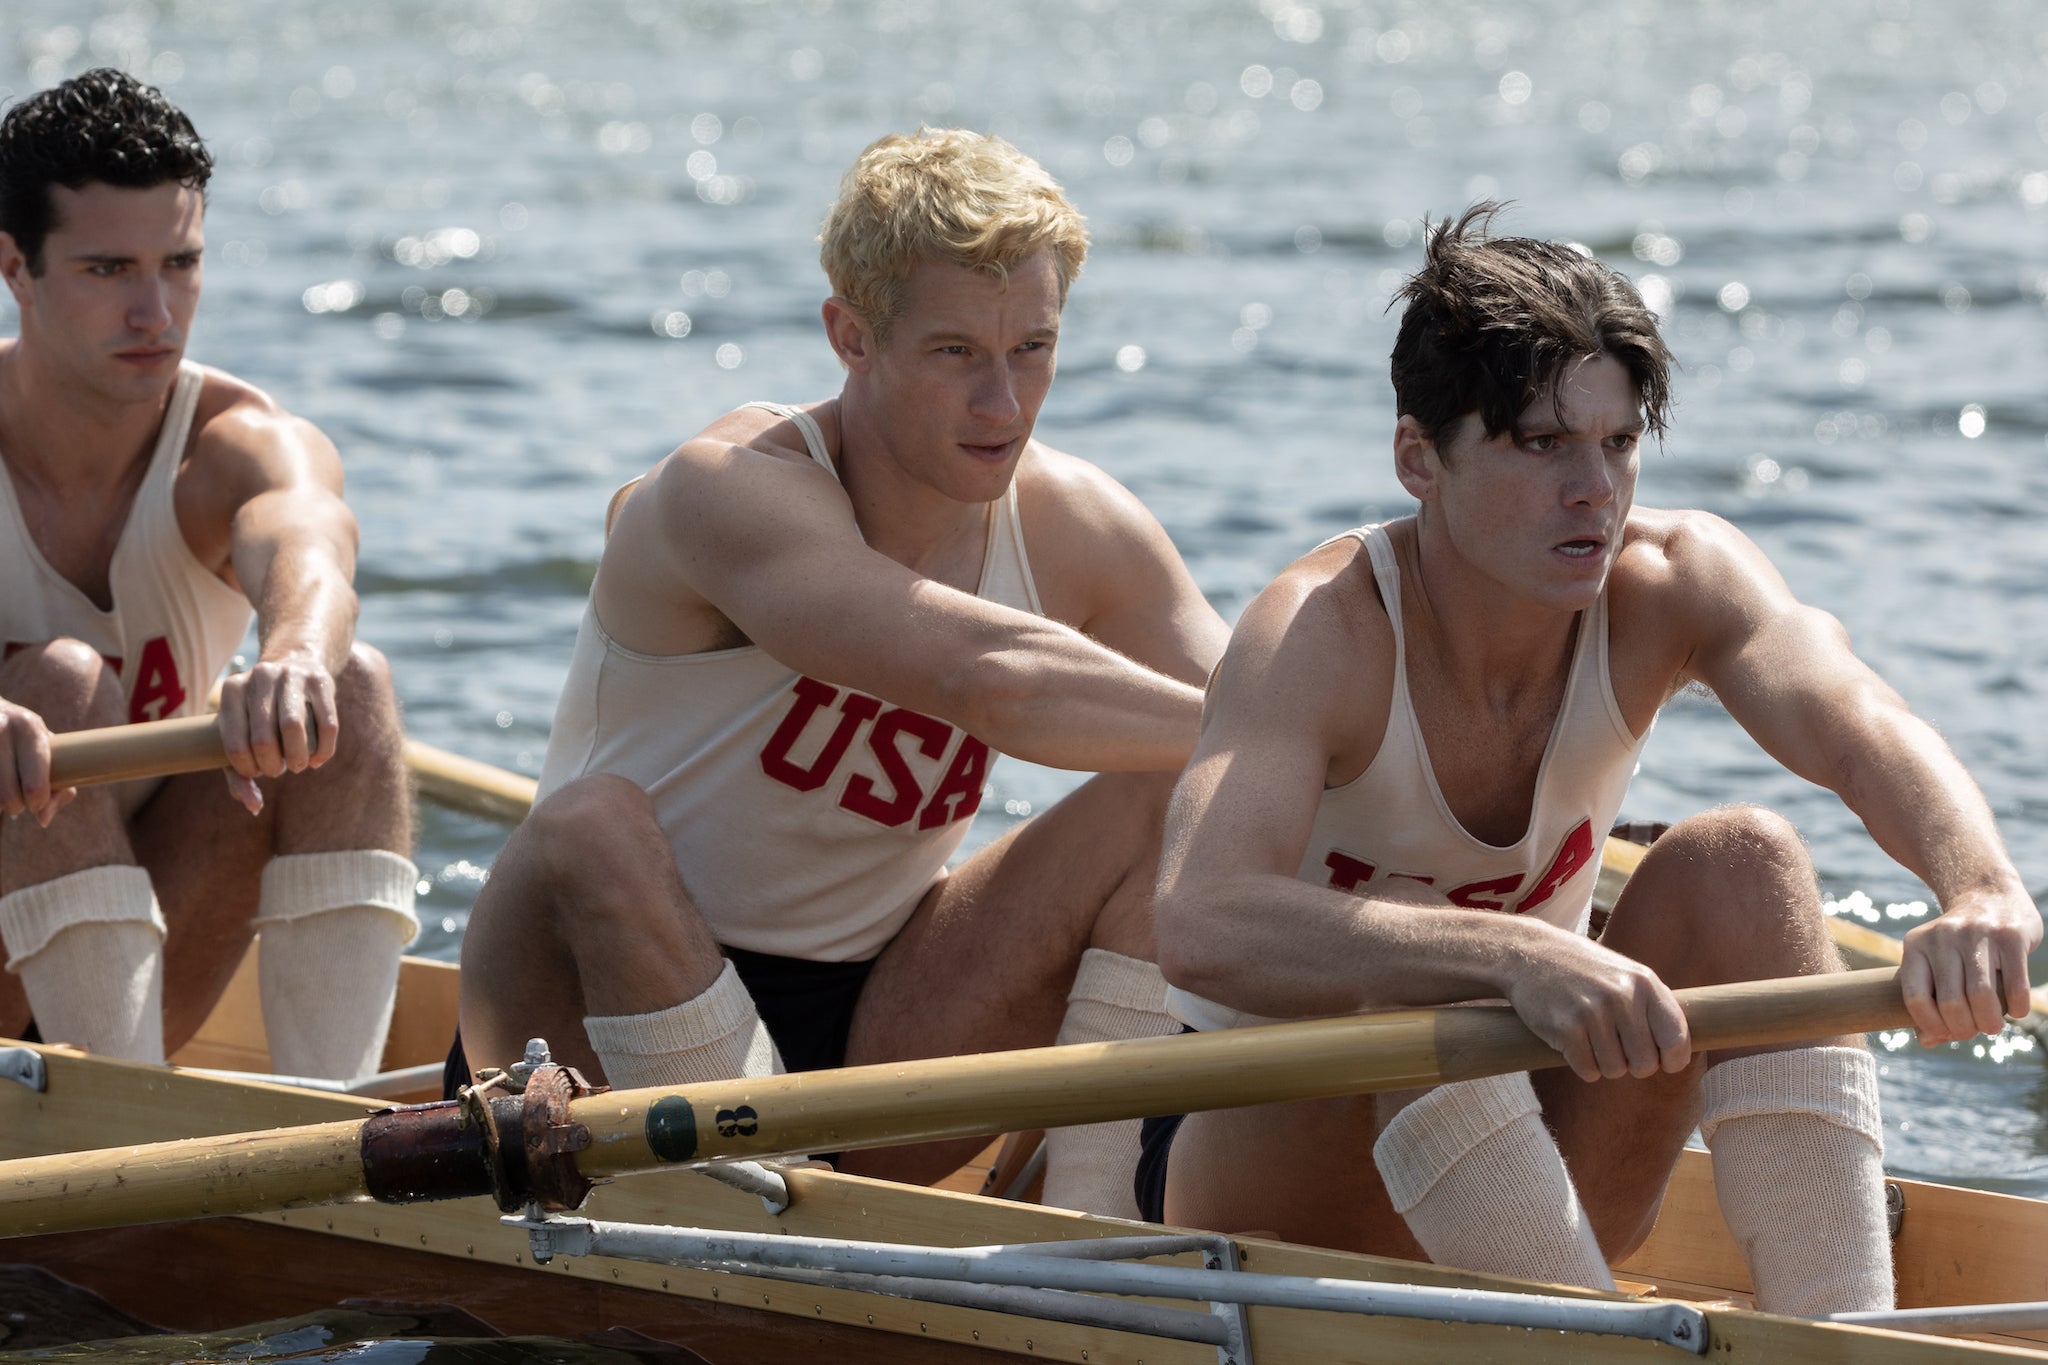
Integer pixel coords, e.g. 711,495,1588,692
251,541,359,673
1833,703,2025,905
949,623,1205,771
1158,870,1538,1019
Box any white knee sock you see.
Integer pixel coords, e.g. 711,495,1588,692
583,958,782,1088
1042,949,1178,1218
0,865,167,1064
254,850,419,1081
1375,1070,1615,1289
1701,1045,1893,1314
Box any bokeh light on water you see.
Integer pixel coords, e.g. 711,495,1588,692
1,0,2045,1193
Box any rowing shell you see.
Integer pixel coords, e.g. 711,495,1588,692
5,946,2048,1362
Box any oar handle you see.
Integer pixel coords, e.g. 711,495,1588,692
46,715,227,789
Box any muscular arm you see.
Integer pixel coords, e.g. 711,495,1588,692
601,433,1207,772
1021,451,1229,688
187,393,361,803
1668,512,2040,1042
1155,547,1688,1081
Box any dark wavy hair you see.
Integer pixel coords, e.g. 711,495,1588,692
1390,203,1673,451
0,67,212,272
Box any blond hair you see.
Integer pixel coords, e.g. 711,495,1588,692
819,128,1089,341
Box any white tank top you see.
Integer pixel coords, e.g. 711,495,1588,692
1169,522,1648,1030
0,362,252,723
538,401,1045,961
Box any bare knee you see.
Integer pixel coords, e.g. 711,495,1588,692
527,774,654,850
1667,804,1806,869
1618,806,1834,981
333,643,402,743
0,639,125,729
337,642,396,703
515,775,672,911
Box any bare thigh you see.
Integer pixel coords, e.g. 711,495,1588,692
839,770,1173,1183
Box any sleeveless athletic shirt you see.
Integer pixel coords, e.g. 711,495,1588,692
538,401,1045,961
0,362,252,725
1168,522,1649,1031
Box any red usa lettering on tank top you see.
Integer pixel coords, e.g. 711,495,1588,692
757,675,989,831
1322,816,1597,915
3,635,184,725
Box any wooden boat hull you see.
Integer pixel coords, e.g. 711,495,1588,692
6,952,2048,1362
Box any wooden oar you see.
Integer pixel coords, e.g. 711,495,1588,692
403,738,536,823
46,715,226,789
1600,837,2048,1030
42,717,536,823
0,967,1912,1240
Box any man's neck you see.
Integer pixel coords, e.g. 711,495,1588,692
1402,518,1584,714
0,341,172,493
833,386,992,581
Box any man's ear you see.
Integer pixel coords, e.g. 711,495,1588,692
821,295,878,372
0,232,34,311
1393,414,1441,501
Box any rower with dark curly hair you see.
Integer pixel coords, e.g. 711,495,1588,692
0,69,416,1080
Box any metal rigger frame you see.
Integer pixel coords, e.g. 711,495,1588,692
504,1167,1712,1362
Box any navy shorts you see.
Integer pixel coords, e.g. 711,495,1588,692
443,946,878,1099
1132,1025,1198,1223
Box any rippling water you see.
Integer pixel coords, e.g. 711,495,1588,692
4,0,2046,1215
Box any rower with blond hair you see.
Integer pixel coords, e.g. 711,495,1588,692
458,128,1227,1215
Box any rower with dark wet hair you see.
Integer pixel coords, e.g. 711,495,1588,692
1147,204,2039,1316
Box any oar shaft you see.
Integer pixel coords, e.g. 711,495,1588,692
573,966,1917,1174
404,739,537,822
46,715,225,788
0,1116,368,1236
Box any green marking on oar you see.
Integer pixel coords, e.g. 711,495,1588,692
645,1095,699,1163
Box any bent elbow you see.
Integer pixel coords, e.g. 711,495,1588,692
935,646,1046,741
1152,880,1235,1000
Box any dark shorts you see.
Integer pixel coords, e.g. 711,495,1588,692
1132,1025,1198,1224
442,946,878,1100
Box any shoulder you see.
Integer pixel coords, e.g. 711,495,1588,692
1008,439,1187,588
1234,529,1393,671
605,401,859,589
177,366,343,522
1011,440,1155,535
185,366,340,487
1210,529,1395,746
611,401,842,527
1612,505,1795,624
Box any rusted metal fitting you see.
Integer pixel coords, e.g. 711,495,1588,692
358,1061,604,1211
504,1060,602,1212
